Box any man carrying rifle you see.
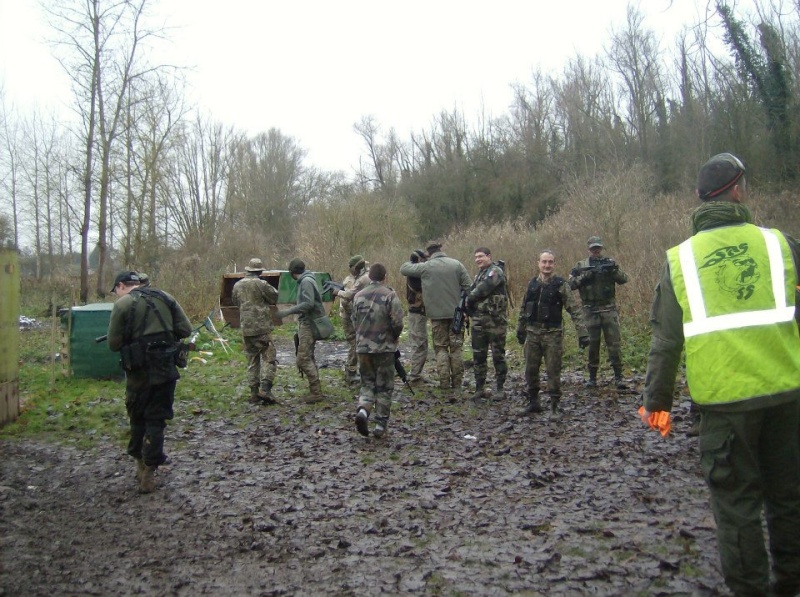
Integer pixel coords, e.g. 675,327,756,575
351,263,404,438
465,247,508,402
569,236,629,389
107,271,192,493
400,241,471,399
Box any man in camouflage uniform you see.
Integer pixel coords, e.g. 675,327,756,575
232,258,280,405
107,271,192,493
400,241,471,398
405,249,429,386
276,258,326,403
518,251,588,417
352,263,404,438
466,247,508,402
333,255,370,385
569,236,629,389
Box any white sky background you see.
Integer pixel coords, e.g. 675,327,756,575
0,0,748,174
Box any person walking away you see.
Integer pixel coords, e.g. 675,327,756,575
333,255,370,386
351,263,404,438
466,247,509,402
641,153,800,597
107,271,192,493
569,236,629,388
276,259,326,403
232,257,280,405
517,251,588,418
400,241,471,399
405,249,429,387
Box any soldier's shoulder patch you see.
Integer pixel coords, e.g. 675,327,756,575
487,270,495,278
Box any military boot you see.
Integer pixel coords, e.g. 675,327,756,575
585,367,598,389
134,458,146,482
248,385,262,404
470,381,486,403
302,380,324,404
258,380,279,405
493,378,506,401
613,366,627,389
138,465,156,494
524,391,543,414
549,396,562,420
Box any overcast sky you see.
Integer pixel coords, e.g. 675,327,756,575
0,0,751,174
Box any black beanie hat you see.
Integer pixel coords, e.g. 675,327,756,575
697,153,746,200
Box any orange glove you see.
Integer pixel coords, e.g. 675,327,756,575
638,406,671,437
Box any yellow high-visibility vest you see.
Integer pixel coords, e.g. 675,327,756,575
667,223,800,404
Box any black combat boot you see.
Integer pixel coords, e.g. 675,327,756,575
585,367,598,389
248,385,261,404
524,391,543,414
550,396,562,420
613,366,627,389
493,377,506,401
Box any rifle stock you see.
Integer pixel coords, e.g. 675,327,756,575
451,292,470,334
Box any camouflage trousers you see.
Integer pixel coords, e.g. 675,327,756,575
242,332,276,390
406,312,429,382
583,307,623,369
523,326,564,398
430,319,464,390
699,401,800,596
356,352,394,427
341,310,358,378
471,321,507,388
125,370,176,467
296,320,319,387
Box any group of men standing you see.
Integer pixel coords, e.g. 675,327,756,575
399,239,628,419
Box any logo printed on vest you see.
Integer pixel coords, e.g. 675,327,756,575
698,242,759,300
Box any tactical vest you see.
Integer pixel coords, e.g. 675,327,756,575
667,224,800,405
522,276,565,327
575,258,618,305
406,276,425,315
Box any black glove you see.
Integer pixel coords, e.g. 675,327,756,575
517,330,526,345
579,336,589,349
410,252,420,263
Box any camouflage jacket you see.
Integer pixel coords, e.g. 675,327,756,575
568,257,628,307
351,282,404,354
232,274,279,336
467,263,507,327
338,270,370,315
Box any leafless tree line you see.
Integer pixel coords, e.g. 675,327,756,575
0,1,798,302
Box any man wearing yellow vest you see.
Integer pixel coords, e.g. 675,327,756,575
642,153,800,597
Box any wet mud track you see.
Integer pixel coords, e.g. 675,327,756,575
1,339,728,595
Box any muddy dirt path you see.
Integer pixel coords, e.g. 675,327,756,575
0,338,728,596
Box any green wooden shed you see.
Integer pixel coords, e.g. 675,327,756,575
62,303,124,379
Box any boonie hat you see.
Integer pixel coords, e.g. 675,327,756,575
587,236,604,248
697,153,746,200
287,258,306,274
245,258,265,272
110,271,139,293
348,254,365,269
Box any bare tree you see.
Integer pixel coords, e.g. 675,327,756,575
48,0,161,300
